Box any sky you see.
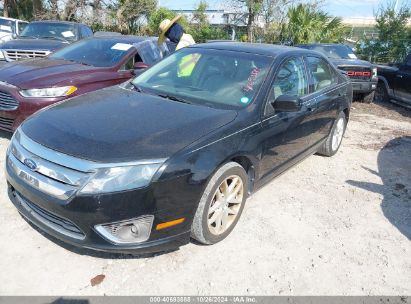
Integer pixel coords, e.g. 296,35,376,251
161,0,409,18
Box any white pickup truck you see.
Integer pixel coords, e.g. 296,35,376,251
0,17,28,43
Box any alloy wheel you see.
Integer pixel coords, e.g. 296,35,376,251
331,117,345,151
207,175,244,235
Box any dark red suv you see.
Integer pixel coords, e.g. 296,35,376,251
0,36,169,131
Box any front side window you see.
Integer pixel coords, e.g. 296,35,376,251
0,18,14,33
20,22,78,41
50,38,135,67
18,22,27,34
271,57,308,100
306,57,334,92
132,48,272,109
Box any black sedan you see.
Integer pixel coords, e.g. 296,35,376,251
5,42,352,254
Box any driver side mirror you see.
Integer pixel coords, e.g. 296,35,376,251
272,95,302,112
12,33,17,39
131,62,149,75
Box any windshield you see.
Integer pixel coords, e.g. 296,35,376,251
0,18,14,33
302,45,357,60
50,39,135,67
20,22,77,41
132,48,272,109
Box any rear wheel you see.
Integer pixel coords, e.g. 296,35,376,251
317,112,347,157
191,162,248,245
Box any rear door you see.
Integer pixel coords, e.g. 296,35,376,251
393,55,411,103
304,56,342,146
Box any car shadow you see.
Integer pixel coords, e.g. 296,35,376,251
22,215,178,259
0,129,12,140
346,136,411,240
374,98,411,120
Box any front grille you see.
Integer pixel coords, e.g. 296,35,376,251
0,90,19,110
15,191,85,240
4,49,50,61
0,117,14,131
338,66,372,81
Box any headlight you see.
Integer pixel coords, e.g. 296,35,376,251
372,67,377,77
0,50,4,60
79,162,165,194
20,86,77,98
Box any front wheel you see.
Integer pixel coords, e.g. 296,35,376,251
374,82,388,103
317,112,347,157
191,162,248,245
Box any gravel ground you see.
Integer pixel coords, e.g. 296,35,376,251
0,100,410,296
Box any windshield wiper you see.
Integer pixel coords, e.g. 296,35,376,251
63,59,93,66
157,94,191,104
19,35,38,39
39,36,69,42
130,82,144,92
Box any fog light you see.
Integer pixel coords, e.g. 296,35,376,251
95,215,154,244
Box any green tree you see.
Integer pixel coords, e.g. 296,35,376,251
230,0,263,42
190,1,228,42
147,7,190,36
357,2,410,63
116,0,157,34
281,3,346,44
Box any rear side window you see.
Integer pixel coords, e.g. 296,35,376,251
306,57,335,92
138,41,162,65
272,57,308,99
80,26,93,38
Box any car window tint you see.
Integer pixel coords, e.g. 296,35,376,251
306,57,334,92
50,38,134,67
133,48,272,109
272,57,308,99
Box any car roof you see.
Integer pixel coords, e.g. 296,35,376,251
190,42,315,57
0,17,26,22
29,20,85,26
297,43,346,47
87,35,158,44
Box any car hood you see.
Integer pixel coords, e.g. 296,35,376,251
0,38,68,51
21,86,238,163
0,59,102,88
330,58,374,68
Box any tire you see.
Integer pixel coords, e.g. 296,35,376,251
362,90,375,103
317,112,347,157
191,162,248,245
374,82,388,103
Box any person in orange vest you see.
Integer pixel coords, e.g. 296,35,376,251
158,16,198,77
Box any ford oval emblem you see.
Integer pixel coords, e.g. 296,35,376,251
24,158,37,171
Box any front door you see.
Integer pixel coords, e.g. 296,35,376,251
394,55,411,103
258,56,314,180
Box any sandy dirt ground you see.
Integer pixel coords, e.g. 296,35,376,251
0,100,410,296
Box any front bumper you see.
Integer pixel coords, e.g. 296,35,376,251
5,153,194,254
7,186,189,254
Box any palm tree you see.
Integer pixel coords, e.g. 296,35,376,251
281,4,346,45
